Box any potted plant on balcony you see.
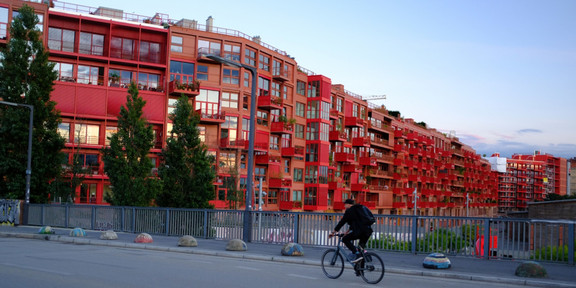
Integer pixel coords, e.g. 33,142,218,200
109,73,120,87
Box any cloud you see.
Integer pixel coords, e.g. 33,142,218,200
517,129,542,134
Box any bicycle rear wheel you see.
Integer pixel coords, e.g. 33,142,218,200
359,252,385,284
321,249,344,279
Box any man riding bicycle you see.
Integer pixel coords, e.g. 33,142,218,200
329,199,373,263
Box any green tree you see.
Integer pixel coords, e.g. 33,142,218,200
0,5,65,203
101,82,161,206
157,95,215,209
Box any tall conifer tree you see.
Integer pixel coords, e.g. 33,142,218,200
0,5,64,202
157,95,215,208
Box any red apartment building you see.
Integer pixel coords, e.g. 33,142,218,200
1,0,498,216
490,152,568,213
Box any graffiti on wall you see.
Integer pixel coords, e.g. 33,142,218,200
0,199,21,226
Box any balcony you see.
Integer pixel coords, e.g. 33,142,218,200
394,144,407,153
352,137,370,147
343,164,362,173
359,156,377,167
351,183,369,192
279,200,302,210
369,169,392,178
329,130,348,142
220,137,246,149
344,116,364,127
246,141,270,152
269,177,292,188
281,145,305,158
258,95,283,110
394,130,405,138
334,152,355,163
329,109,340,119
255,154,281,165
272,67,290,82
168,80,200,97
270,121,294,134
369,137,390,148
328,181,347,190
197,110,225,123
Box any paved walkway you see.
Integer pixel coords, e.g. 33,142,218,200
1,225,574,287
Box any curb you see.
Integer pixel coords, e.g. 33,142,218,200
1,231,574,288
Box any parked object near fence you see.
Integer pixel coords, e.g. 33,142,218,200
70,227,86,237
423,253,451,269
38,226,54,234
281,242,304,256
178,235,198,247
515,261,548,278
100,230,118,240
227,239,247,251
134,233,153,243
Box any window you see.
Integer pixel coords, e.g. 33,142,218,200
0,7,7,40
219,152,236,169
304,186,317,206
108,69,133,87
195,89,220,117
244,71,250,88
273,60,282,77
271,82,281,97
284,159,290,174
224,44,240,61
138,72,160,91
296,81,306,95
295,102,305,117
222,116,238,142
293,168,303,182
171,36,183,53
111,37,135,60
48,27,75,52
53,62,74,82
197,65,208,81
259,54,270,71
198,39,221,55
295,124,304,139
58,123,71,143
256,111,268,127
198,126,206,143
292,190,302,202
308,80,320,98
170,60,195,84
306,144,319,162
74,123,100,145
270,135,279,151
221,92,238,109
223,68,239,84
306,122,319,141
244,48,256,66
105,126,117,146
307,100,320,119
79,32,104,56
258,77,270,96
140,41,161,63
167,98,178,115
242,118,250,141
35,13,44,32
77,65,104,86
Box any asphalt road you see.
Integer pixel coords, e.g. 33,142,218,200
0,237,543,288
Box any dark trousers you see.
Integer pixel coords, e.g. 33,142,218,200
342,229,372,254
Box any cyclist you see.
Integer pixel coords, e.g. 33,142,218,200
329,199,373,263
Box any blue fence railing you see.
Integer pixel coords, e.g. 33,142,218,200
25,204,575,265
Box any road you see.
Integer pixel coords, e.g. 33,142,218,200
0,238,530,288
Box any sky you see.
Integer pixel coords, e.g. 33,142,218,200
65,0,576,159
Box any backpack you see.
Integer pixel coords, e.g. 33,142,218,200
356,204,376,226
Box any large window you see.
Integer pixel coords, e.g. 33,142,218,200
197,65,208,81
295,124,304,139
296,81,306,95
170,60,194,84
223,44,240,62
295,102,305,117
0,7,8,40
195,89,220,116
109,69,133,88
221,115,238,142
171,36,183,53
293,168,303,182
258,77,270,96
221,92,238,109
77,65,104,86
198,39,221,55
223,68,239,85
48,27,75,52
307,80,320,98
271,82,281,97
138,72,161,91
258,54,270,71
53,62,74,82
140,41,161,63
110,37,135,60
256,111,268,127
244,48,256,66
79,32,104,56
105,126,117,146
74,123,100,145
219,152,236,169
58,122,71,143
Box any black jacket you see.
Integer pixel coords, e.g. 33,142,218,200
334,204,373,234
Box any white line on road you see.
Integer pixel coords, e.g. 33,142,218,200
235,266,261,271
287,274,318,280
1,263,74,276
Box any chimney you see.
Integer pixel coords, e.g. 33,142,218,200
206,16,213,32
252,36,261,44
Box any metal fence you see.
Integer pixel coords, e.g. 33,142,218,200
27,204,575,265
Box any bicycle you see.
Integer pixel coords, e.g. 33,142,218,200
321,233,385,284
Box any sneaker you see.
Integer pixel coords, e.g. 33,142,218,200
348,253,363,263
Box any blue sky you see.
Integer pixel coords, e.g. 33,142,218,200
66,0,576,159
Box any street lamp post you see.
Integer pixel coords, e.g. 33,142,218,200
412,187,418,216
206,55,257,242
0,100,34,224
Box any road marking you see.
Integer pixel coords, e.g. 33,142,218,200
235,266,261,271
287,274,318,280
1,263,73,276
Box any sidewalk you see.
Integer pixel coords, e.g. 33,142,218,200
1,225,574,287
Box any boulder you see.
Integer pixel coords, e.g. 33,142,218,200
38,226,55,234
515,261,548,278
69,227,86,237
226,239,247,251
134,233,153,243
178,235,198,247
423,253,451,269
281,242,304,256
100,230,118,240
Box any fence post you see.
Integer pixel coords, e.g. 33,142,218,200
569,223,575,266
165,208,170,236
120,207,125,232
91,205,96,230
64,204,69,228
411,216,418,254
483,218,490,260
131,207,136,233
293,213,299,244
203,209,208,238
40,204,45,226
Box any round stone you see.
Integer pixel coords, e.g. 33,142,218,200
281,242,304,256
226,239,247,251
38,226,54,234
178,235,198,247
134,233,153,243
515,261,548,278
423,252,451,269
100,230,118,240
69,227,86,237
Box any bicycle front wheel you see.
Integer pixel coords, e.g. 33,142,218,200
321,249,344,279
359,252,385,284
